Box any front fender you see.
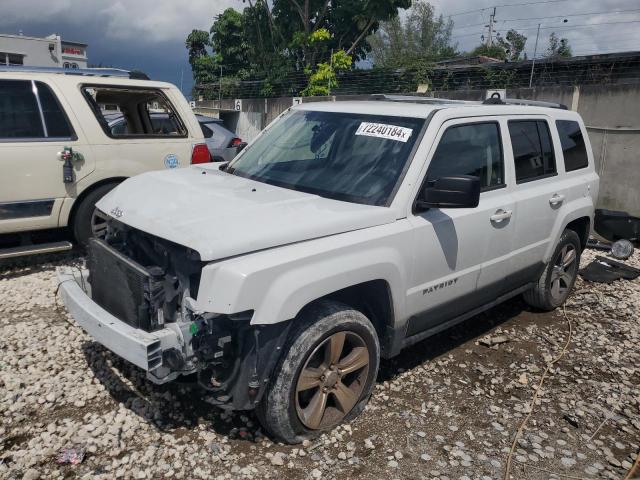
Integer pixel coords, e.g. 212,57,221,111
195,223,412,326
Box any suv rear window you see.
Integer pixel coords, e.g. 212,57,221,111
82,86,186,138
556,120,589,171
508,120,556,183
0,80,73,139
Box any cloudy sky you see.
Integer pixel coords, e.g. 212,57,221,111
1,0,639,97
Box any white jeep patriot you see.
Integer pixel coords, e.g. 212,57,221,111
59,97,599,443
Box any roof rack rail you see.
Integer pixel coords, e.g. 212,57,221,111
0,65,149,79
483,97,567,110
372,94,477,105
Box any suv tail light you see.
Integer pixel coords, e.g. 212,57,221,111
229,137,243,148
191,144,211,164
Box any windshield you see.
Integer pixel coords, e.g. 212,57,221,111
227,110,424,206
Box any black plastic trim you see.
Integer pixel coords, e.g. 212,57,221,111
404,261,545,339
0,199,55,220
402,283,534,350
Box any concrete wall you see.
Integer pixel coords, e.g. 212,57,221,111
196,84,640,216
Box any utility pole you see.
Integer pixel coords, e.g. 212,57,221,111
486,7,497,47
218,65,222,106
529,23,541,88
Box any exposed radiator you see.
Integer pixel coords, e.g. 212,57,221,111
88,238,164,331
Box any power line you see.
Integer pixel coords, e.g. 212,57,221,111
450,19,640,41
453,8,640,30
446,0,570,18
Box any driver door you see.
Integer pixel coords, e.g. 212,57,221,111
405,117,516,337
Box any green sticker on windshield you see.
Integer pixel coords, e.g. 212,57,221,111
355,122,413,142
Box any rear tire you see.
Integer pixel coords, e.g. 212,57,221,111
256,300,380,444
523,229,581,311
72,183,119,248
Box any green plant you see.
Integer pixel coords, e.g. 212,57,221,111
302,50,353,96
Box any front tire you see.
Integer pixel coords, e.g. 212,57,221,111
72,183,119,248
523,229,581,311
257,300,380,444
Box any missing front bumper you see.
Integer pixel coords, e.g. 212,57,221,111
58,268,293,409
57,269,184,376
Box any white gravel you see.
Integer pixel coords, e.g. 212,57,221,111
0,248,638,479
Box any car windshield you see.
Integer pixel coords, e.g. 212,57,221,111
227,110,424,206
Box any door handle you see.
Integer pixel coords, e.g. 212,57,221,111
490,209,512,223
549,194,565,206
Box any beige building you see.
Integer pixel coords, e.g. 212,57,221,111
0,33,88,69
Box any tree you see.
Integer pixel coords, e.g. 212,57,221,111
497,29,527,61
367,1,457,68
185,29,210,68
211,9,250,76
187,0,411,96
470,43,508,61
546,32,572,58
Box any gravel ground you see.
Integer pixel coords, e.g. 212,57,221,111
0,248,638,480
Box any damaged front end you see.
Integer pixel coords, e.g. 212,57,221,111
59,218,290,410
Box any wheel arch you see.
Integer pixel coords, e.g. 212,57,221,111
296,280,395,357
565,216,590,251
67,177,126,227
545,202,593,261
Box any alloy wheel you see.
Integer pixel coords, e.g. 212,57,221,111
90,209,109,239
549,244,577,301
295,331,370,430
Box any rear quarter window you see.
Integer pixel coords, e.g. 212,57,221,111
556,120,589,171
82,85,187,139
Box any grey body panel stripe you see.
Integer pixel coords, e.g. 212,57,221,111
0,199,55,220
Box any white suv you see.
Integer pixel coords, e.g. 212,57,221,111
59,97,599,443
0,66,208,258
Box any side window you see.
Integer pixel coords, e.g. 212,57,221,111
82,86,187,138
508,120,556,183
0,80,44,138
0,80,74,140
556,120,589,171
200,123,214,138
427,122,504,191
35,82,74,138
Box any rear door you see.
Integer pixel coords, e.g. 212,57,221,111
81,85,199,179
504,117,565,283
0,78,94,233
405,117,516,336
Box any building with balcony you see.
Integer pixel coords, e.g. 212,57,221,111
0,33,88,69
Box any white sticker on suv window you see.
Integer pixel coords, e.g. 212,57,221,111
355,122,413,142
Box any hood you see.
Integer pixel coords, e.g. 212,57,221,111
96,165,396,261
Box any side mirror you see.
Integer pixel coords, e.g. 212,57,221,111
416,175,481,210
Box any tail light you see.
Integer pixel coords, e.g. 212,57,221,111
191,144,211,164
229,137,243,148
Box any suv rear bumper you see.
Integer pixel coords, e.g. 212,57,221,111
57,269,181,373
